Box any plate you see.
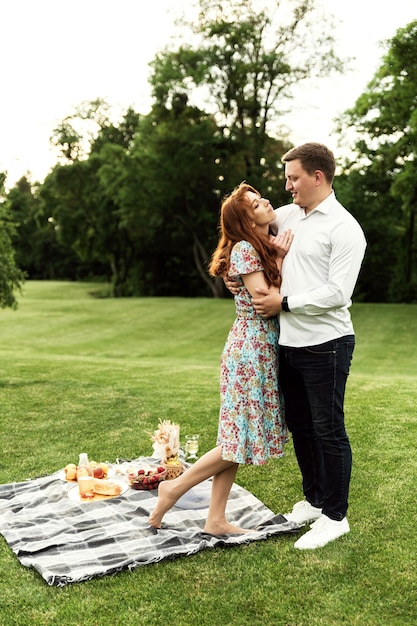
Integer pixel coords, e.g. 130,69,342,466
57,467,116,482
67,478,128,502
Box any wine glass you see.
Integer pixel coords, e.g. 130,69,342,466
185,434,199,461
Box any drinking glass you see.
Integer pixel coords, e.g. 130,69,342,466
185,434,199,461
78,475,94,499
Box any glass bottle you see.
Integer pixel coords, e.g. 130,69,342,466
77,453,94,499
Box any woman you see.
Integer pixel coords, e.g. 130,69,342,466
149,183,292,534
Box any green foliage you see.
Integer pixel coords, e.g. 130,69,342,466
334,170,395,302
0,282,416,625
3,1,348,299
50,98,112,163
130,102,231,297
0,174,25,308
6,175,83,281
337,21,417,302
8,3,417,303
36,97,289,299
150,0,342,183
39,129,143,295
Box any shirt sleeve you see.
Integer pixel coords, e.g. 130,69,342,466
229,241,263,279
288,220,367,315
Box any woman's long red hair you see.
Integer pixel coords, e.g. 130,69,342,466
208,183,281,287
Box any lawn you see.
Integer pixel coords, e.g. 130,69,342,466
0,281,416,626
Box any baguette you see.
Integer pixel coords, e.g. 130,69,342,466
93,478,123,496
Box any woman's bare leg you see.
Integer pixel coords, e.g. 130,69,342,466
203,464,251,535
149,446,238,529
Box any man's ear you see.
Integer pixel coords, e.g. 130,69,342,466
315,170,324,185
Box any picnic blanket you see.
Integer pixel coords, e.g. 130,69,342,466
0,459,300,587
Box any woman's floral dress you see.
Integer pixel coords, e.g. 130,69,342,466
217,240,288,465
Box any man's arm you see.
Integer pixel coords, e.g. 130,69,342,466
287,222,366,315
252,288,283,317
255,221,367,318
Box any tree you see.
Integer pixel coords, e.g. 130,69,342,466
337,21,417,302
39,156,136,296
28,1,345,298
41,104,144,295
50,98,112,164
7,176,77,280
0,172,25,308
121,98,227,297
334,170,393,302
150,0,343,185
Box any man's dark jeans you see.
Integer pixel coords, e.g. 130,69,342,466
279,335,355,520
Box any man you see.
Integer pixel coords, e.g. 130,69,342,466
253,142,366,549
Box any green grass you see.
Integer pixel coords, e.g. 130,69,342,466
0,282,416,626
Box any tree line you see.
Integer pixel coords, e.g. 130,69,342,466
1,1,416,306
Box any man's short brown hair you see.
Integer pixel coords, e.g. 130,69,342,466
282,142,336,184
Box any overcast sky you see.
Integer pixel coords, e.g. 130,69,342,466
1,0,416,188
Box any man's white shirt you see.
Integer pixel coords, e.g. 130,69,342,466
275,192,367,347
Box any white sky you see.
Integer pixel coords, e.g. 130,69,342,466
1,0,416,188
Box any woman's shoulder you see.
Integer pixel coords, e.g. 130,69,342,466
229,240,263,277
232,240,258,256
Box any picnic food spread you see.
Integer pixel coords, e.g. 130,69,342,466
62,420,188,500
62,455,124,500
127,464,167,490
61,455,172,500
64,461,110,481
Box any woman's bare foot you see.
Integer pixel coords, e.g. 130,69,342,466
149,480,179,528
203,520,252,535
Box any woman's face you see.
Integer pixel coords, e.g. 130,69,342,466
246,191,275,228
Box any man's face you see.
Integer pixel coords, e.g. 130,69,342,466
284,159,318,211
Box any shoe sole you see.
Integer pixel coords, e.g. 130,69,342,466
294,527,350,550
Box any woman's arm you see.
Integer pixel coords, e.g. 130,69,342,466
242,270,280,302
225,230,293,295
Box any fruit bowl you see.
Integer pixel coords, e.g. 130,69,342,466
127,465,167,490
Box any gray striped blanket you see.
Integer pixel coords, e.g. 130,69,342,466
0,460,300,586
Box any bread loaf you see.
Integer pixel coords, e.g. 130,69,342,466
93,479,123,496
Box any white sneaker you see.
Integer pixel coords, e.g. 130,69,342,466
294,515,350,550
284,500,322,525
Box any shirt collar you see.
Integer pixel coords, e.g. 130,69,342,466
302,191,335,218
